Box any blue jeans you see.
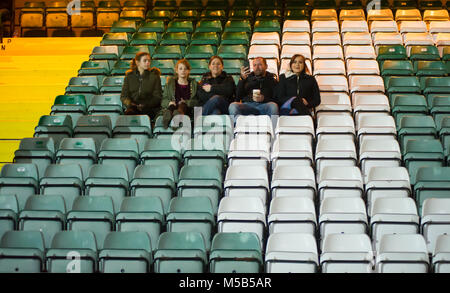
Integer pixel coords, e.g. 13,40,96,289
229,101,279,117
202,95,230,115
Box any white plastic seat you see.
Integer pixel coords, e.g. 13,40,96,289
316,114,355,141
346,59,380,76
224,165,269,206
268,197,317,235
356,115,397,144
316,75,349,92
318,166,363,202
359,138,402,180
265,233,318,273
248,45,280,62
313,59,346,76
280,45,311,60
312,45,344,60
376,234,429,273
370,197,420,252
282,20,310,33
352,93,390,120
271,137,313,170
275,115,315,142
280,58,312,76
227,135,271,167
395,9,422,22
373,32,403,47
271,165,316,200
365,167,411,216
250,32,281,47
434,33,450,46
349,75,385,94
281,32,310,46
311,9,338,22
367,9,394,23
403,32,434,46
341,20,369,33
339,9,365,21
311,20,339,33
421,198,450,254
342,32,372,46
432,235,450,273
234,115,274,139
249,58,279,77
320,233,374,273
429,21,450,34
217,196,267,249
399,21,427,34
312,32,341,46
315,138,357,177
370,20,398,34
315,93,352,117
344,45,377,59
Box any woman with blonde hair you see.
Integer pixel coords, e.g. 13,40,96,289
276,54,321,116
160,59,200,128
120,51,162,118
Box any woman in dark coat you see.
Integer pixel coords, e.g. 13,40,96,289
276,54,321,116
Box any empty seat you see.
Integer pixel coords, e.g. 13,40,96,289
315,138,357,176
271,137,313,169
281,45,311,60
346,59,380,76
140,137,183,179
376,234,429,273
0,194,18,241
342,32,372,46
313,59,346,76
0,164,39,211
349,75,385,94
312,20,339,33
248,45,280,61
352,93,390,120
50,95,87,125
271,165,316,200
311,9,338,22
370,20,398,34
275,115,315,141
421,198,450,254
97,138,139,174
344,45,376,59
316,114,355,141
224,165,269,205
55,137,96,179
359,138,402,179
73,115,112,151
320,233,373,273
316,75,348,93
318,166,363,201
432,234,450,273
268,197,317,235
403,32,435,46
228,135,271,167
282,20,310,33
281,32,310,46
209,232,263,273
357,115,397,144
373,32,403,47
312,32,341,46
265,233,319,273
13,137,55,179
341,20,369,33
33,115,73,147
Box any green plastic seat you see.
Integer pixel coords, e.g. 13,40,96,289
166,20,194,33
145,9,174,22
409,45,440,61
253,19,281,33
391,94,429,118
232,0,254,9
255,9,282,21
39,163,84,210
67,196,115,250
190,32,220,46
0,194,19,242
222,59,245,75
442,47,450,62
129,32,158,46
110,60,131,75
0,231,45,273
120,10,145,22
99,76,125,95
184,45,215,59
18,195,66,248
195,19,223,33
89,46,120,60
153,0,178,10
160,32,190,46
398,115,438,150
100,32,131,46
34,115,73,147
152,114,192,138
187,59,209,75
46,230,97,273
174,9,199,21
167,196,214,251
138,20,165,34
284,9,310,20
54,137,96,178
73,115,112,150
414,60,447,77
179,0,203,10
13,137,55,181
84,164,129,212
414,167,450,214
199,9,227,21
423,77,450,96
218,44,248,59
221,31,250,46
154,231,207,273
129,165,176,214
20,2,45,29
152,45,184,59
97,137,139,174
184,134,228,169
150,59,176,75
120,45,153,60
65,76,100,94
377,45,408,61
78,60,111,76
386,76,421,94
112,114,152,149
224,19,252,33
430,96,450,127
228,9,254,21
110,19,137,33
99,231,152,273
116,196,164,252
0,164,39,211
96,0,121,29
209,232,263,273
380,60,414,76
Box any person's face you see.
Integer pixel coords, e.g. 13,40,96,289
252,58,267,76
291,56,305,74
137,55,150,71
176,63,190,79
209,58,223,77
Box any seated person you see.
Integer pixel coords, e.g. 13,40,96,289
120,51,162,119
276,54,321,116
197,55,236,115
229,57,279,117
160,59,200,128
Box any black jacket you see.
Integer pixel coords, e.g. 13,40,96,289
197,71,236,104
236,71,279,103
276,71,321,115
120,67,162,111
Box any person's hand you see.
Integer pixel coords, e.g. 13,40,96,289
240,66,250,80
301,98,309,106
202,84,212,92
252,93,264,103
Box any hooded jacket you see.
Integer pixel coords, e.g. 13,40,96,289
276,70,321,115
197,71,236,104
120,67,163,111
161,75,200,109
236,71,279,103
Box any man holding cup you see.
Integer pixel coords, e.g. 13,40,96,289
228,57,279,118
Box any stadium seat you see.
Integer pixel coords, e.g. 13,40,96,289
129,32,158,46
54,137,96,178
13,137,55,179
112,114,151,149
318,166,363,201
0,164,39,211
380,60,414,76
96,0,121,30
140,137,182,180
50,95,87,125
224,19,252,33
195,19,223,33
370,20,398,34
100,32,131,46
341,20,369,33
33,115,73,148
224,164,269,205
138,20,165,34
359,138,402,179
217,44,248,59
344,45,376,59
414,167,450,216
97,138,139,174
397,116,437,148
152,45,184,60
268,197,317,235
271,137,313,169
87,94,123,126
78,60,111,77
0,194,18,241
409,45,441,61
421,198,450,254
315,138,357,176
253,20,281,33
316,75,348,92
166,20,194,33
110,20,137,33
89,46,120,60
271,165,316,200
316,114,355,141
73,115,112,150
432,234,450,273
191,32,220,46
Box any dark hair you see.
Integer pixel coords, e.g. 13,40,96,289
289,54,310,75
208,55,224,66
127,51,151,74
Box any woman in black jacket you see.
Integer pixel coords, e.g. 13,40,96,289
276,54,321,116
198,55,236,115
